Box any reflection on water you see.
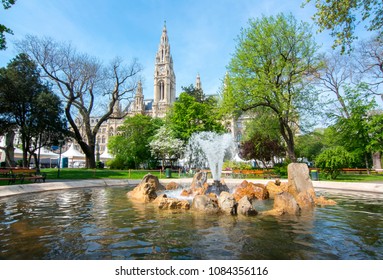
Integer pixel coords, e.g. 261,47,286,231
0,187,382,260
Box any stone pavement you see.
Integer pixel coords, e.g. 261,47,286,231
0,177,383,198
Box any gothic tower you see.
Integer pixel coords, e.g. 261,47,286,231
195,73,202,90
153,22,176,118
132,80,145,115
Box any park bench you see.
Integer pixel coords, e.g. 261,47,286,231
0,169,16,184
10,169,47,183
340,168,370,174
232,169,280,179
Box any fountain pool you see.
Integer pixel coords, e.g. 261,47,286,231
0,186,382,260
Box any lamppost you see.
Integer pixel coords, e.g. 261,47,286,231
57,139,64,178
96,141,100,163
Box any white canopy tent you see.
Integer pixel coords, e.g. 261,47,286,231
232,153,250,163
61,143,85,167
12,147,59,167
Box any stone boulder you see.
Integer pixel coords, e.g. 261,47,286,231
127,182,158,203
233,181,269,201
287,163,315,196
263,192,301,216
179,185,207,197
180,189,192,197
153,194,190,210
165,181,181,190
314,195,337,206
296,190,316,210
179,172,209,197
218,191,238,215
237,196,258,216
190,171,207,189
139,173,165,191
191,194,219,213
265,180,288,199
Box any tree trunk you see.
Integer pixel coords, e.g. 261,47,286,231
4,131,16,167
365,153,370,175
279,118,297,162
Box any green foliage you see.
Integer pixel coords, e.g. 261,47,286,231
0,0,16,50
367,113,383,153
304,0,383,53
167,92,224,142
331,84,377,167
0,53,67,167
223,13,321,161
181,84,205,103
96,161,104,169
108,115,162,169
223,160,252,170
295,130,325,162
273,162,289,177
316,146,354,179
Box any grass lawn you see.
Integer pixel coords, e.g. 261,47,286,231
0,168,185,186
44,168,167,180
1,168,383,186
318,173,383,183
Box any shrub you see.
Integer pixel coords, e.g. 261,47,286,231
273,162,288,177
315,146,354,179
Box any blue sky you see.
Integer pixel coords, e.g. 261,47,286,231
0,0,368,99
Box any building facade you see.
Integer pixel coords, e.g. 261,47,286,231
91,23,178,156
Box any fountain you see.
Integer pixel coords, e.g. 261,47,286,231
1,129,382,259
186,131,235,195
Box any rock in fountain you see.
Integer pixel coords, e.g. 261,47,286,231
127,166,336,217
262,163,336,216
126,173,165,202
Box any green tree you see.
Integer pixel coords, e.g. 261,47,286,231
295,129,325,163
108,115,162,169
149,125,184,169
239,111,285,166
167,92,224,142
332,84,376,169
182,84,205,103
367,113,383,153
0,53,67,167
17,35,142,168
223,13,321,162
316,146,354,179
304,0,383,53
0,0,15,50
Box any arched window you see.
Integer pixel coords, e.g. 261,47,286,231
159,81,165,100
109,127,114,136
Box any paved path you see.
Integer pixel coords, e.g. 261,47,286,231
0,177,383,198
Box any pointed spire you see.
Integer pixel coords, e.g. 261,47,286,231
136,80,143,96
161,20,168,45
195,73,202,90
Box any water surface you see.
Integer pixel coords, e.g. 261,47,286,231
0,187,382,260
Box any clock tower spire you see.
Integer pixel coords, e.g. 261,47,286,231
153,21,176,118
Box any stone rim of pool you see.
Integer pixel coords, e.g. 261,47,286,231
1,177,383,198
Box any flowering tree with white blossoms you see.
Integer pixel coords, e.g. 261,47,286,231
149,126,184,168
